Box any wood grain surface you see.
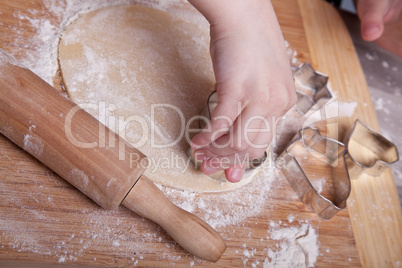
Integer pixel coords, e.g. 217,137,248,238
298,1,402,266
0,0,399,267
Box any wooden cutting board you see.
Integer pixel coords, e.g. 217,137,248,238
0,0,400,267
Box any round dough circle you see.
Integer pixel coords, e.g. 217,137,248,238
58,5,260,192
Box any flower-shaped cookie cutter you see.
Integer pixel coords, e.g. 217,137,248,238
276,127,351,220
343,120,399,178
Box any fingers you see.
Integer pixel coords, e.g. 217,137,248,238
199,147,264,183
203,109,267,155
193,100,280,184
194,98,280,156
357,0,389,41
191,90,287,183
191,93,240,149
194,117,272,160
197,140,268,173
200,162,245,183
374,14,402,57
224,165,245,183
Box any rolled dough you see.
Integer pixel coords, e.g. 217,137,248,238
58,5,261,192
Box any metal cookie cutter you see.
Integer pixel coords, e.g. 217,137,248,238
187,91,267,181
292,63,332,116
344,120,399,178
276,127,351,220
188,63,332,181
273,63,333,157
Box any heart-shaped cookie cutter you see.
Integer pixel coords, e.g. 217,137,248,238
344,120,399,178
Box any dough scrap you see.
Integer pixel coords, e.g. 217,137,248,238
58,5,261,192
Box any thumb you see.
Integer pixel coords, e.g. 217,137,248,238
224,165,245,183
357,0,389,41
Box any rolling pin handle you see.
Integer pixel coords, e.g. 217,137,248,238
122,176,226,262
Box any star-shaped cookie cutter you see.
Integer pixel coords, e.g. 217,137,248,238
292,63,332,116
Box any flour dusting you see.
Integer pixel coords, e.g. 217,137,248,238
23,134,44,157
338,101,358,117
264,222,318,267
162,162,278,229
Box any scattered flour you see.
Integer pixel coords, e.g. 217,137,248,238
23,134,44,157
338,101,358,117
374,98,384,111
58,255,66,263
162,163,278,229
373,98,392,115
285,40,301,67
364,52,376,61
288,214,295,223
311,177,325,194
264,222,319,268
69,168,89,190
0,50,25,69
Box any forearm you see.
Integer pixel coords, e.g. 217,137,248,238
188,0,290,94
188,0,278,29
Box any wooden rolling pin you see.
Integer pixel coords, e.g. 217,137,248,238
0,50,226,262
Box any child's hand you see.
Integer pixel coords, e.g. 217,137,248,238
356,0,402,56
189,0,296,182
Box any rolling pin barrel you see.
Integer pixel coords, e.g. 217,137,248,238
0,51,226,262
0,54,147,210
